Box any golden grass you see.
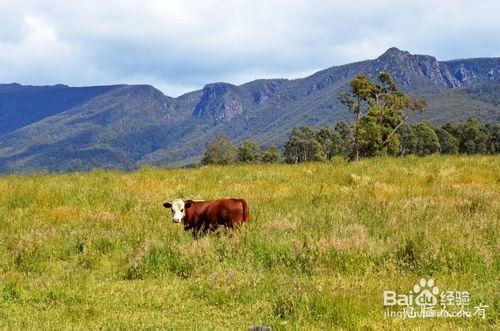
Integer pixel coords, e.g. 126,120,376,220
0,155,498,329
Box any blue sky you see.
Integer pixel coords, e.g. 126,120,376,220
0,0,499,96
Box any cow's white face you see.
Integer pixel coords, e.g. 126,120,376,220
163,199,187,223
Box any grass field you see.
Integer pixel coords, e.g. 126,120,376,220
0,156,498,329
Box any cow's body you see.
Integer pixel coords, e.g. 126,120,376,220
163,198,249,234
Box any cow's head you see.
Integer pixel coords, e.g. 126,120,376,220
163,199,192,223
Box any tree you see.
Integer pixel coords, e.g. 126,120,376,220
335,121,355,159
435,128,459,154
261,145,281,163
316,126,343,159
200,133,238,165
359,118,384,157
459,118,489,154
283,127,326,163
238,140,261,163
339,74,373,160
485,123,499,153
339,72,426,160
414,122,441,156
442,118,490,154
397,124,417,156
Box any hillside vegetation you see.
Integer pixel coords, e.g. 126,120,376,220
0,156,498,328
1,49,499,172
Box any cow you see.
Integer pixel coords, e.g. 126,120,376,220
162,198,250,234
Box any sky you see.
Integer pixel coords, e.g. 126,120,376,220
0,0,499,97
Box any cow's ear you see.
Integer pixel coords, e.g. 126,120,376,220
184,201,192,208
163,202,172,208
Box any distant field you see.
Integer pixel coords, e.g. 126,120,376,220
0,156,498,329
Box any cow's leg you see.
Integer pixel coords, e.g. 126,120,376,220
192,227,199,239
192,223,205,238
200,217,212,233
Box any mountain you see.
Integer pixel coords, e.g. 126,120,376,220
0,48,499,173
0,83,123,136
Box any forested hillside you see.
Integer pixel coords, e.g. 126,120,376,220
0,48,498,173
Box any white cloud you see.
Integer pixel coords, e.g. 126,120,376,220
0,0,498,96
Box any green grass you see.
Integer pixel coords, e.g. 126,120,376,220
0,155,498,329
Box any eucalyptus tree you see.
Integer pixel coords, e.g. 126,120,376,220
339,72,426,160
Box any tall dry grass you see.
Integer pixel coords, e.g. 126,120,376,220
0,155,498,328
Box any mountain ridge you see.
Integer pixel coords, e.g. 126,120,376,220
0,47,499,173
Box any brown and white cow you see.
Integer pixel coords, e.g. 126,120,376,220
163,198,250,233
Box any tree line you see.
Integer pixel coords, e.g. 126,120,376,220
200,117,498,165
281,118,498,163
201,135,281,165
200,72,498,165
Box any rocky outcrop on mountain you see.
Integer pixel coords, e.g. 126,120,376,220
452,63,476,84
443,58,500,85
244,79,287,105
373,47,463,88
193,83,244,122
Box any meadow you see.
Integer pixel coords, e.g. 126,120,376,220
0,156,498,329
